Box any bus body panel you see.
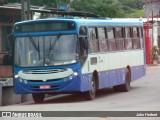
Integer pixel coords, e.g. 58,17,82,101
13,18,146,95
81,49,145,89
14,62,87,94
14,75,82,94
82,50,145,74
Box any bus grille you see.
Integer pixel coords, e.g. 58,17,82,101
28,79,60,82
22,69,67,74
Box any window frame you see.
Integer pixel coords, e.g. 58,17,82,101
124,27,133,50
88,27,99,53
132,26,141,49
115,27,125,51
97,27,108,52
106,27,117,51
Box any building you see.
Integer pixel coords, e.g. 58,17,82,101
0,3,42,65
144,0,160,47
144,0,160,17
0,3,43,106
0,6,20,52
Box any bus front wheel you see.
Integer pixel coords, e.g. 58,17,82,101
32,93,45,103
84,77,96,100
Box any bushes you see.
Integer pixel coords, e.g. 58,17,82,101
150,46,159,63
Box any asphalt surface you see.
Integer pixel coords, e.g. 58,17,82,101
0,65,160,120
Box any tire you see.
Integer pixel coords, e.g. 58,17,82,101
32,93,45,103
121,68,131,92
113,85,122,92
84,77,96,100
113,68,131,92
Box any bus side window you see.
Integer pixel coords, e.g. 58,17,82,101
124,27,132,50
132,27,140,49
115,27,125,51
107,27,116,51
88,27,99,53
98,27,108,52
139,27,144,49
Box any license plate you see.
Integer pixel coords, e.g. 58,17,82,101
40,85,51,89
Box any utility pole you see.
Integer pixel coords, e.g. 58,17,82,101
57,0,60,8
21,0,30,21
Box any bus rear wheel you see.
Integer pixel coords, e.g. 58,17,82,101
32,93,45,103
121,68,131,92
84,77,96,100
113,68,131,92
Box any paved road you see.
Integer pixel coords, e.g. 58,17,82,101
0,65,160,120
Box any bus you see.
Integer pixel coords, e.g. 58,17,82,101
13,17,146,103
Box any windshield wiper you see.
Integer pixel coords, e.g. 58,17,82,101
48,34,61,59
28,36,40,60
28,36,39,52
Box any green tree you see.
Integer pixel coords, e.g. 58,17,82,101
8,0,21,3
118,0,144,17
7,0,144,18
125,9,144,18
119,0,144,9
30,0,70,7
8,0,57,7
71,0,125,17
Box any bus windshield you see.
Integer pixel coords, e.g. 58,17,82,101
15,34,79,67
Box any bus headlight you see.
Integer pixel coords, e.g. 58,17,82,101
73,72,78,76
15,74,19,78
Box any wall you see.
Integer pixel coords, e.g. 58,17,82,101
0,8,21,52
0,8,20,66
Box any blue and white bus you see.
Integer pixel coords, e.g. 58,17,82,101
13,18,146,103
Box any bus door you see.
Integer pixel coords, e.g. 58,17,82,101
88,27,106,84
88,27,100,72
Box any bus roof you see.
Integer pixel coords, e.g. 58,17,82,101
15,17,143,27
